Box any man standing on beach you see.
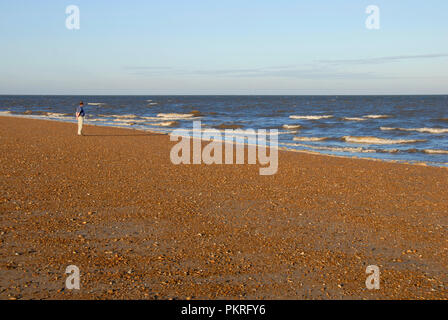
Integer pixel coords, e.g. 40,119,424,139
76,101,85,136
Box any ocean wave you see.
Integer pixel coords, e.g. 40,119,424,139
378,148,399,154
380,127,448,134
343,136,425,145
141,116,161,120
47,112,72,118
424,149,448,154
157,113,195,119
411,127,448,134
190,110,205,117
111,114,139,119
87,102,106,106
293,136,328,142
174,128,292,137
283,124,302,129
22,110,49,116
283,142,376,153
149,121,179,127
147,102,158,105
0,110,59,118
88,118,109,122
112,122,137,126
216,129,293,136
343,117,366,121
112,119,147,123
363,114,391,119
289,115,333,120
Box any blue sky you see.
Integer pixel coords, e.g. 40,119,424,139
0,0,447,94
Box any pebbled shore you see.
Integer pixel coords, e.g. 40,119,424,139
0,116,447,300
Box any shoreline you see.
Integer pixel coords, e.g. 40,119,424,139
1,114,446,169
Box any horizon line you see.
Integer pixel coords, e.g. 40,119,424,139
1,93,448,97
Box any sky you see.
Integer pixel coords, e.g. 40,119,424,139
0,0,447,95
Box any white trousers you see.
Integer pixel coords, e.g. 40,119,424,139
77,116,84,135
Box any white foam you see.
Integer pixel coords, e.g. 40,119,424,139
381,127,448,134
87,102,106,106
111,114,138,119
383,149,399,153
112,122,137,126
46,112,71,119
289,115,333,120
229,129,292,136
293,136,328,142
149,121,178,127
283,124,302,129
157,113,195,119
363,114,390,119
141,116,161,120
424,149,448,154
343,117,366,121
112,118,147,123
343,136,425,145
89,118,109,122
283,142,376,153
173,128,290,138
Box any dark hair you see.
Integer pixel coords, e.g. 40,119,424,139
79,101,84,105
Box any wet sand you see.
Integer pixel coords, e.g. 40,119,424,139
0,116,447,300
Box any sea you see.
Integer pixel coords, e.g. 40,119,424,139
1,95,447,166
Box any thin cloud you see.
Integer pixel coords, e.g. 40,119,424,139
124,53,448,79
318,53,448,65
127,65,391,80
196,67,384,79
123,66,172,70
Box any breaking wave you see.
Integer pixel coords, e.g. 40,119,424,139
283,124,302,129
343,117,366,121
149,121,179,127
363,114,391,119
289,115,333,120
343,136,426,145
283,142,376,153
110,114,139,119
423,149,448,154
88,118,109,122
293,136,328,142
157,113,195,119
112,119,146,123
380,127,448,134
